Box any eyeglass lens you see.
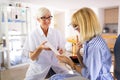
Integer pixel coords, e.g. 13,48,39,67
41,16,53,20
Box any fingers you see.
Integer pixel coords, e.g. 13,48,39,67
56,55,61,60
40,41,52,50
76,35,79,42
57,55,63,60
44,47,51,50
38,41,49,50
77,42,82,48
75,41,82,54
57,55,70,64
41,41,47,45
76,35,82,48
57,55,64,61
58,48,64,54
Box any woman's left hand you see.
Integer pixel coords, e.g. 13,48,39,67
58,48,64,54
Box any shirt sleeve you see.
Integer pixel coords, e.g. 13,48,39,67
22,33,36,58
81,46,102,80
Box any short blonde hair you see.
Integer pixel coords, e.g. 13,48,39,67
71,7,102,43
36,7,51,18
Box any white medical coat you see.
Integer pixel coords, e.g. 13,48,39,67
23,26,68,80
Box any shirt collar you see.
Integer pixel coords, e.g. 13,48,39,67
84,35,101,46
37,26,52,36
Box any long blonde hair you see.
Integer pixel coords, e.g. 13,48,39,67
71,7,102,43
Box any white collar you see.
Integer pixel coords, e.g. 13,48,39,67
37,26,53,37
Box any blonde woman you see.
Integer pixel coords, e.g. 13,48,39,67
50,7,113,80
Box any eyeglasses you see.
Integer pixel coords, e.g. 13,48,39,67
74,26,79,30
69,24,79,30
40,16,53,21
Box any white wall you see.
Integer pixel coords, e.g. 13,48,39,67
90,8,104,29
65,9,75,39
0,0,9,3
97,8,104,29
54,11,65,37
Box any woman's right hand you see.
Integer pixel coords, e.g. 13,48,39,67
57,55,83,73
29,41,51,60
75,35,82,53
38,41,51,51
57,55,75,68
57,55,70,63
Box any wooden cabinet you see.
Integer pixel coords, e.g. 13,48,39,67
104,7,118,24
102,33,117,50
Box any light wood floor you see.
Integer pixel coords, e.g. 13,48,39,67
0,64,29,80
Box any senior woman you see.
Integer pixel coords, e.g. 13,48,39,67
50,7,113,80
23,7,68,80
